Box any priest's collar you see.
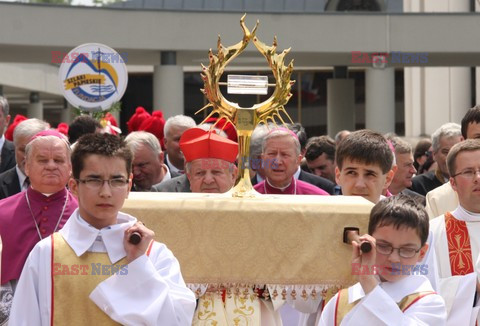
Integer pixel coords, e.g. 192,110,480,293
452,205,480,222
266,177,292,191
27,186,67,201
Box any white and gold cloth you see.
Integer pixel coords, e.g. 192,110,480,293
122,193,372,303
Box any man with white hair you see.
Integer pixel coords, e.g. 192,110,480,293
125,131,178,191
411,122,462,196
254,128,329,195
0,118,49,199
0,96,15,173
0,130,78,323
163,115,196,174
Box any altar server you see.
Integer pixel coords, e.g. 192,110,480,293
10,133,196,325
319,195,446,325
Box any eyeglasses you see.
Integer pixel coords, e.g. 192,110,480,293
76,178,129,190
376,243,421,258
452,169,480,179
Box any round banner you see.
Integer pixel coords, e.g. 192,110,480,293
59,43,128,112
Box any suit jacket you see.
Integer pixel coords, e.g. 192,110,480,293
0,140,15,174
251,170,336,195
151,174,191,193
0,166,21,200
410,170,444,196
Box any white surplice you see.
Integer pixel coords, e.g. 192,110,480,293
9,209,196,326
317,275,446,326
424,206,480,325
425,182,458,219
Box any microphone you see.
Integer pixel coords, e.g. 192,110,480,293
129,232,142,245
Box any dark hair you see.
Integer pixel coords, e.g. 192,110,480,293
68,116,102,144
368,195,429,246
413,138,431,170
446,139,480,177
305,136,336,162
461,105,480,139
336,129,393,174
71,133,132,179
288,123,307,151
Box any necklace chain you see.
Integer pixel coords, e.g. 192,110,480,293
25,190,69,241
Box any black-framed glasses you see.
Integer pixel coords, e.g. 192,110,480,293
452,169,480,179
76,178,129,190
376,243,421,258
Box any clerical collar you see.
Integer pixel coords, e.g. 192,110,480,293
452,205,480,222
266,178,292,191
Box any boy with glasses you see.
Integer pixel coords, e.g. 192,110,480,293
425,139,480,325
10,133,196,325
319,195,446,325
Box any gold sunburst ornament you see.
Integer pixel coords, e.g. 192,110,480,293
197,14,295,197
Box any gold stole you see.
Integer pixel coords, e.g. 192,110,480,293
334,288,435,326
193,288,261,326
445,212,474,275
50,233,152,325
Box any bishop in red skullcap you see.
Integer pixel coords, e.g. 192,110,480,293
180,128,238,193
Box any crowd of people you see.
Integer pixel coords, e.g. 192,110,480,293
1,92,480,325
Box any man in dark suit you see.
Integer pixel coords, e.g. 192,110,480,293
0,96,15,174
0,118,49,199
0,166,20,199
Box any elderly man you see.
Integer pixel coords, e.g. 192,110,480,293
163,115,196,174
182,127,237,193
424,139,480,324
0,119,49,199
425,106,480,218
304,135,336,183
125,131,178,191
0,130,78,323
254,128,329,195
0,96,15,173
152,127,238,193
387,137,424,202
411,122,462,196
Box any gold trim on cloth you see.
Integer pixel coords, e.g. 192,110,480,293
52,233,127,325
193,288,261,326
122,193,373,294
